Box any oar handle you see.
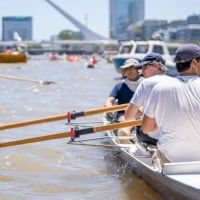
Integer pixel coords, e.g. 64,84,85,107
71,103,129,119
94,120,142,132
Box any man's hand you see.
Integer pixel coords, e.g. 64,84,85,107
106,112,114,120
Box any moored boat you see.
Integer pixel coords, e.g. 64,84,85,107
66,54,80,62
113,40,181,77
49,52,60,61
0,51,28,63
104,116,200,200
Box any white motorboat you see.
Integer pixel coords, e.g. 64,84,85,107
113,40,182,77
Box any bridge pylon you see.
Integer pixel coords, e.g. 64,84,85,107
46,0,107,40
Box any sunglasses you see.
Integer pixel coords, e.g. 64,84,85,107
142,63,156,70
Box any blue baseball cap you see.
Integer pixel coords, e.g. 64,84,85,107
174,44,200,63
136,53,166,69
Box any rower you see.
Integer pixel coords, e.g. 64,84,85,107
119,53,173,144
142,44,200,169
105,58,143,122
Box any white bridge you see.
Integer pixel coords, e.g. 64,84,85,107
45,0,107,41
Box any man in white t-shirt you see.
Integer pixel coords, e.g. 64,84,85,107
142,44,200,168
119,53,173,144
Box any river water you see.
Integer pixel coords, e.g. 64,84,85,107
0,56,163,200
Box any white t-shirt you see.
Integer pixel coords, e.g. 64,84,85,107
130,74,173,139
145,76,200,162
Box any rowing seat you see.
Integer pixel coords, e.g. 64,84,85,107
163,161,200,175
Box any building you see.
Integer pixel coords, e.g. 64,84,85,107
187,14,200,24
142,20,168,40
165,14,200,43
129,0,144,23
2,16,32,41
109,0,144,40
176,24,200,43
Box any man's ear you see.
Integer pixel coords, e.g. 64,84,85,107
191,59,199,74
192,58,197,64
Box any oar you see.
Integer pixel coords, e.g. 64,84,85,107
0,73,55,85
0,104,129,131
0,120,142,148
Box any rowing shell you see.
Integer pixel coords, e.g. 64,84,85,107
104,116,200,200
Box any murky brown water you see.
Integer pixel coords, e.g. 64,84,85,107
0,56,164,200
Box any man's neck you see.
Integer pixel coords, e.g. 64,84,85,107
128,75,140,81
178,67,197,76
179,71,196,76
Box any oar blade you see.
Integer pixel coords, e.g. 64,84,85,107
42,81,55,85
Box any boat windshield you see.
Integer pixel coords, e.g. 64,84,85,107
168,47,178,56
135,44,149,54
119,45,133,54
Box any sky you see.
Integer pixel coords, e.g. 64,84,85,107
0,0,199,41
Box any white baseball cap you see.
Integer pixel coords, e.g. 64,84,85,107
120,58,139,69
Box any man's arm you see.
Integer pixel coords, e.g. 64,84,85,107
142,114,158,133
105,96,116,107
124,103,140,121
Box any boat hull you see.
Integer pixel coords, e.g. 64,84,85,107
87,64,95,68
119,147,200,200
113,57,126,72
105,121,200,200
0,53,27,63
